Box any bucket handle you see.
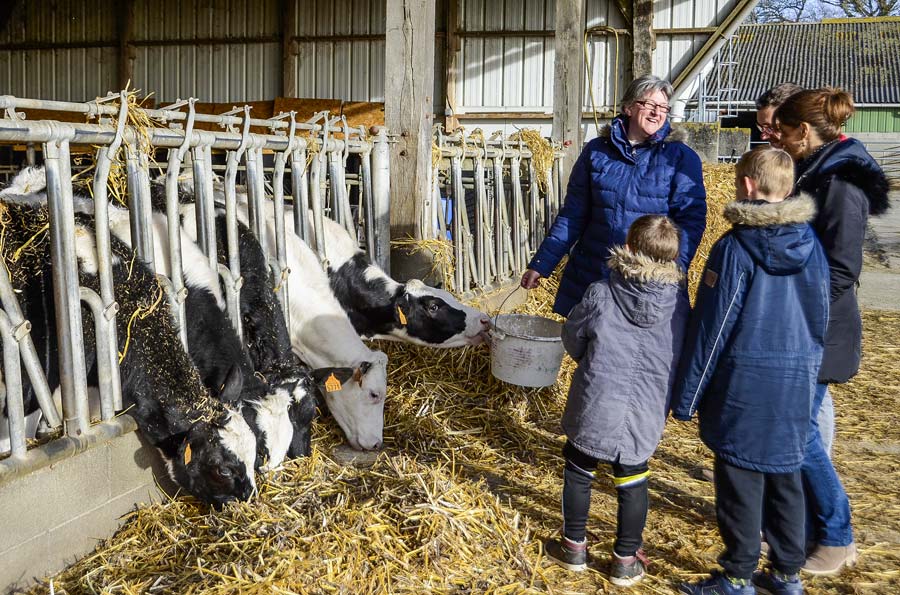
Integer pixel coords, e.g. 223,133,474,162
491,285,523,338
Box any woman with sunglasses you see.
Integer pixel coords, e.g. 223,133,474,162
774,87,890,576
521,75,707,317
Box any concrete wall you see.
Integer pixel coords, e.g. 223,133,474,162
0,418,165,594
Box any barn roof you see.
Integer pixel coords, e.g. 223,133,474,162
721,18,900,105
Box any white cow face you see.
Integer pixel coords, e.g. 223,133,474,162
311,352,388,451
397,280,491,348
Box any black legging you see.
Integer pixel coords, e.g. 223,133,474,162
562,441,650,558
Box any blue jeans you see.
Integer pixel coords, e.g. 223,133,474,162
817,388,834,457
802,383,853,546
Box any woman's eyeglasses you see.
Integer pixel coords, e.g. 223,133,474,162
635,100,671,114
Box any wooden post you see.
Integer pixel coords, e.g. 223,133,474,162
444,0,460,131
385,0,436,280
116,0,135,90
632,0,654,78
281,0,297,97
552,0,585,195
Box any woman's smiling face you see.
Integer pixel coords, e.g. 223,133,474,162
623,89,670,142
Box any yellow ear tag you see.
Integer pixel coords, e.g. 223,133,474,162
183,444,192,465
324,373,343,392
397,306,407,326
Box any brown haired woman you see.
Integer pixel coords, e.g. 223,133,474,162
775,87,891,575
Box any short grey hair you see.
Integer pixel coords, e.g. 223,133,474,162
621,75,674,108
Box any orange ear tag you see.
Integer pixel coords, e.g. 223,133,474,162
324,373,343,392
183,444,192,465
397,306,407,326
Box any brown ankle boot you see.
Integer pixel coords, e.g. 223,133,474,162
802,543,858,575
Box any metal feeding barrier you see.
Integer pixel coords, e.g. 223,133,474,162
0,91,390,469
429,127,565,294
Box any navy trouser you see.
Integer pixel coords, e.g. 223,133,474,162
714,457,806,580
561,441,649,558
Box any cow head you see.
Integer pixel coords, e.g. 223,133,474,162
311,351,387,451
167,412,257,507
394,280,491,348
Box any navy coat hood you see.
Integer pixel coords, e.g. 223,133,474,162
671,194,830,473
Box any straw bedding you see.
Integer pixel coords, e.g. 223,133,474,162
20,166,900,594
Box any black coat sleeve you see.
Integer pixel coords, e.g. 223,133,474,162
815,178,868,303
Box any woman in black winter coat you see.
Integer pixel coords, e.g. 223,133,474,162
775,87,891,575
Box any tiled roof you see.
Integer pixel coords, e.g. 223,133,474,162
717,19,900,105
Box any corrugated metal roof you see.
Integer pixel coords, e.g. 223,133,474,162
723,20,900,105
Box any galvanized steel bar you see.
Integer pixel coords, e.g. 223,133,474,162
509,155,524,274
89,92,128,411
473,151,488,287
370,128,391,273
78,288,115,421
44,138,90,438
450,154,465,292
360,147,376,261
290,147,310,243
0,265,60,428
309,151,328,265
190,143,216,270
491,155,509,281
220,107,252,337
0,311,26,457
245,145,268,259
124,145,154,269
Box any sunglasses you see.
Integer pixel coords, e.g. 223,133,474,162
634,100,671,114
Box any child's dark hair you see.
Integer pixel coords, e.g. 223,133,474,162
626,215,681,262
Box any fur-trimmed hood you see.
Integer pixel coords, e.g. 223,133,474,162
607,245,684,285
725,194,820,276
604,245,684,328
723,193,817,227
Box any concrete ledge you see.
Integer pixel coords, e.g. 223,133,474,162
0,423,164,594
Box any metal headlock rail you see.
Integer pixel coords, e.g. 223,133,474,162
430,126,565,294
0,92,390,472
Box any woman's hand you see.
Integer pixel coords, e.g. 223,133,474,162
520,269,542,289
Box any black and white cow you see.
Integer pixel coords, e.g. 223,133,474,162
177,200,388,452
0,194,257,506
265,203,491,348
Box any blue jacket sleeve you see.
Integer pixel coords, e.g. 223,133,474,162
670,237,749,420
527,145,594,277
668,146,707,272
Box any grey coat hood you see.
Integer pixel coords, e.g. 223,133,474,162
607,246,684,328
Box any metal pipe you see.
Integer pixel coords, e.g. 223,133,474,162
191,143,215,269
491,154,508,280
78,287,115,421
360,148,376,261
272,113,297,324
89,91,128,411
290,146,310,244
0,264,60,428
473,151,488,287
44,138,90,438
510,155,524,274
370,128,391,274
309,151,328,265
221,107,252,336
0,311,27,458
245,145,268,259
124,144,154,270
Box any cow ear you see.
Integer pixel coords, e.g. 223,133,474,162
311,367,355,393
217,365,245,403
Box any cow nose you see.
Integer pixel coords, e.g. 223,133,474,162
479,315,490,327
368,441,383,451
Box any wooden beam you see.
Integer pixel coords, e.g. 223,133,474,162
632,0,654,78
552,0,585,193
385,0,436,274
444,0,460,130
281,0,297,97
116,0,135,90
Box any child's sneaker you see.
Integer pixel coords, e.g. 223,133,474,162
543,535,587,571
678,570,756,594
752,569,803,594
610,549,649,586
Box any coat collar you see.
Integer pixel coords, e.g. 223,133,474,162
600,116,687,162
606,245,684,285
723,193,817,227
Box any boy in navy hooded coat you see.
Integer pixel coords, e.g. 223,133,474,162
672,147,829,595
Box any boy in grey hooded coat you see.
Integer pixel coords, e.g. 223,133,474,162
545,215,689,587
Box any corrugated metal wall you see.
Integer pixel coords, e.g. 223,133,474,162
458,0,555,112
653,0,736,82
845,107,900,133
132,0,281,103
0,0,117,102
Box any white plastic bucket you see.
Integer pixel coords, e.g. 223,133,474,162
490,313,565,388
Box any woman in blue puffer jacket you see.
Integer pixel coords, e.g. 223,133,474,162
521,75,707,315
